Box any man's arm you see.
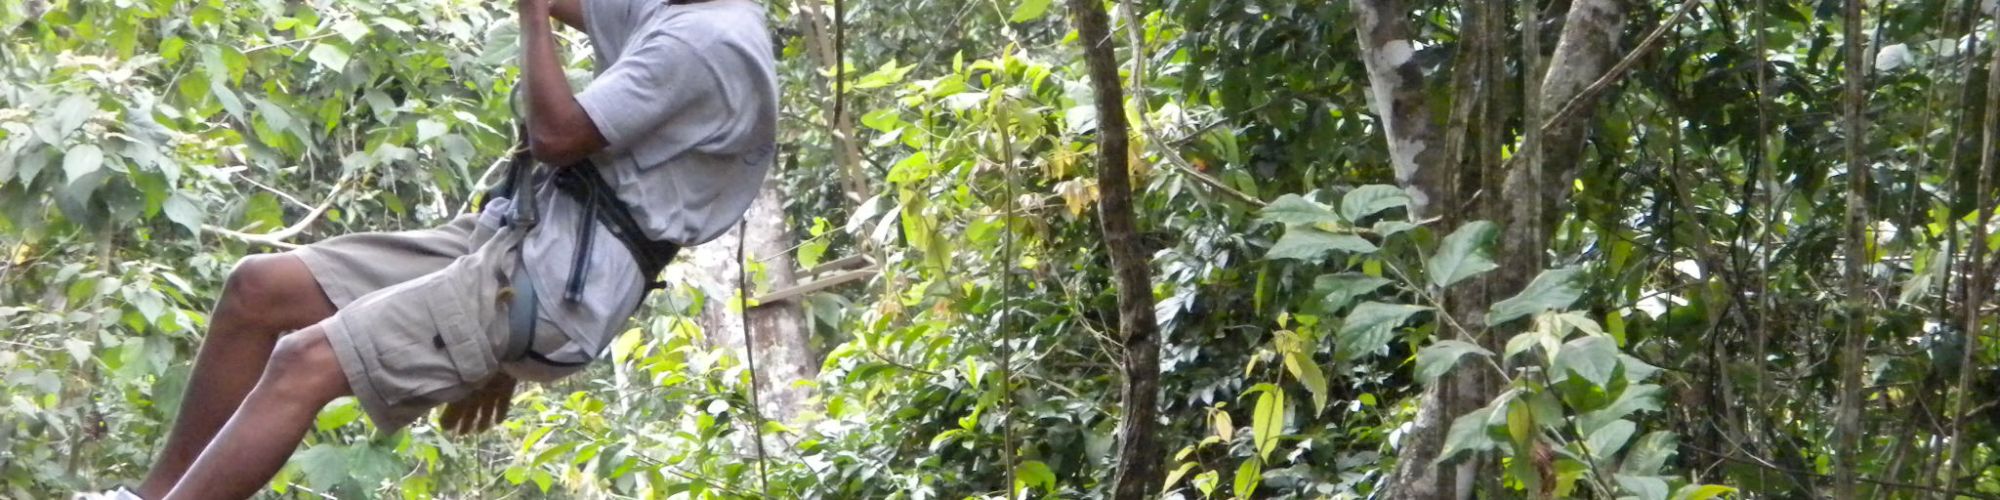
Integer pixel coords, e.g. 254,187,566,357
519,0,606,166
549,0,585,32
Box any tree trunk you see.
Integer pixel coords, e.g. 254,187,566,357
794,0,870,202
1833,0,1867,496
1364,0,1627,497
1352,0,1447,220
1351,0,1482,497
1064,0,1164,497
686,179,817,424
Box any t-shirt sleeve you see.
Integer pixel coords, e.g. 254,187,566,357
574,34,725,152
581,0,637,47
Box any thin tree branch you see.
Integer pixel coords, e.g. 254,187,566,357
1537,0,1702,135
1116,2,1262,208
203,177,353,249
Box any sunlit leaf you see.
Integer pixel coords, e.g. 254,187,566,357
1415,339,1491,384
1427,221,1497,288
1009,0,1051,22
1486,267,1584,325
1339,184,1409,222
1336,302,1428,361
1267,227,1377,261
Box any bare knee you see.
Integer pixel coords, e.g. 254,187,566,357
260,329,349,403
218,254,333,332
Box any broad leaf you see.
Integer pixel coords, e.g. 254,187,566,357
1582,384,1664,433
1615,474,1670,500
1552,335,1618,388
1267,227,1377,261
1009,0,1051,22
308,44,351,70
1312,273,1391,312
1436,407,1496,463
1620,431,1678,476
1276,331,1330,416
1232,459,1261,499
1250,385,1286,460
1337,302,1428,361
1339,184,1410,222
1415,339,1491,384
1161,462,1198,492
1672,484,1738,500
1259,193,1340,226
63,144,103,184
1584,419,1637,460
1487,267,1585,325
1015,460,1055,494
1427,221,1498,288
163,195,203,236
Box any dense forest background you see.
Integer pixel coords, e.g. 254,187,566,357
5,0,2000,497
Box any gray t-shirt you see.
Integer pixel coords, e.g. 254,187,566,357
519,0,777,356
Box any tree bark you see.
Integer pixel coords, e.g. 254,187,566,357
1362,0,1627,497
1352,0,1448,219
1351,0,1480,497
1942,5,2000,497
686,179,818,425
1064,0,1163,497
795,0,870,202
1500,0,1625,269
1835,0,1868,496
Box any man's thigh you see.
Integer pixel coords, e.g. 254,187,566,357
314,221,523,432
291,214,481,308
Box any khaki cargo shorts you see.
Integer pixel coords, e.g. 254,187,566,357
293,202,591,432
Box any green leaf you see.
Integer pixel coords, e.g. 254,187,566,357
1427,221,1498,288
1582,384,1664,433
1340,184,1410,222
293,444,349,489
1312,272,1391,312
1276,331,1329,415
610,328,644,364
308,44,351,71
162,195,203,236
1619,431,1678,476
416,119,446,143
1232,460,1261,499
1161,462,1198,493
1552,335,1618,388
1584,419,1637,460
1250,386,1286,460
1192,470,1219,497
1486,267,1585,325
1337,302,1428,361
1259,194,1340,226
1268,227,1377,261
1015,460,1055,494
886,151,931,183
1615,474,1670,500
1672,484,1738,500
1373,219,1419,237
333,18,371,42
1009,0,1051,22
1415,340,1492,384
1436,407,1496,463
314,399,363,431
63,144,104,184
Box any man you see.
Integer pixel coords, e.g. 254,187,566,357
85,0,776,497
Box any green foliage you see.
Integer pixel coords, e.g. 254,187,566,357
7,0,2000,497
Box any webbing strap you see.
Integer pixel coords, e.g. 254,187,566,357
503,257,539,364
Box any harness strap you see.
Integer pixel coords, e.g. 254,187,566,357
503,255,540,364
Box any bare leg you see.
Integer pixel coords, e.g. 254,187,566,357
163,326,350,500
139,255,335,498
